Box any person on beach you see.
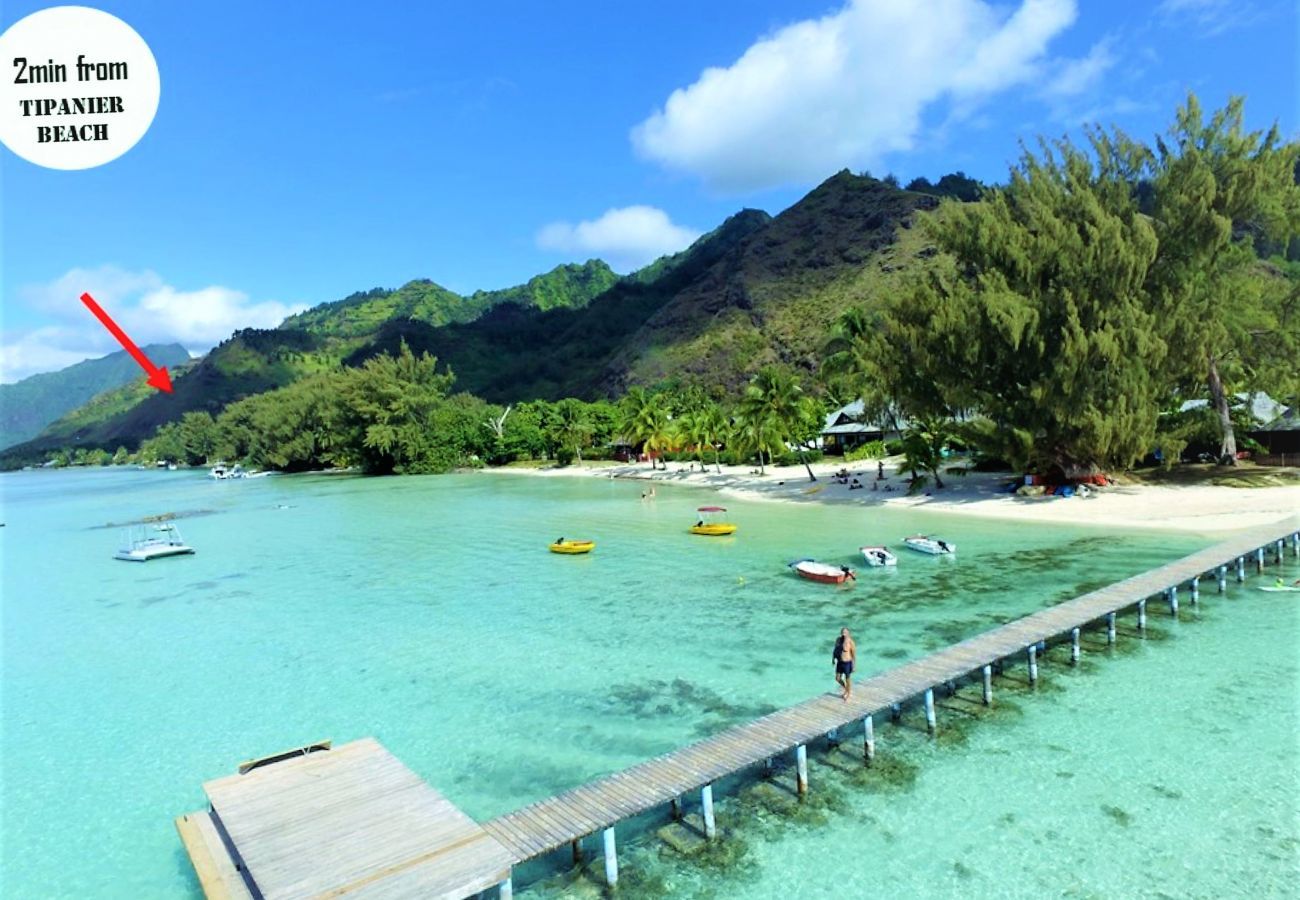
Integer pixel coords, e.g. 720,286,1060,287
877,461,885,480
833,628,856,701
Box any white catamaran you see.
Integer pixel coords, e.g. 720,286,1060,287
114,523,196,562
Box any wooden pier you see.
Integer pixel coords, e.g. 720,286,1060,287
179,520,1298,898
176,738,515,899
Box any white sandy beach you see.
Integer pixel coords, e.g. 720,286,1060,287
484,458,1300,534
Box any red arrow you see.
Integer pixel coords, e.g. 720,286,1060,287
79,292,174,392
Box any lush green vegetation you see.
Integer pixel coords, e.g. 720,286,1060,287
124,356,841,479
281,261,619,338
466,259,618,312
827,95,1298,476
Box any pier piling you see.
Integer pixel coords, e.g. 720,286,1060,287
1217,566,1227,593
1168,587,1179,616
1237,556,1246,583
1190,576,1199,605
1027,644,1039,684
1277,540,1285,564
982,665,993,704
501,875,513,900
1106,612,1116,645
603,827,618,887
701,785,716,840
670,797,682,820
572,838,583,866
890,703,902,724
924,688,937,734
795,745,808,796
1256,547,1265,573
1138,598,1147,632
863,715,876,763
1070,628,1080,664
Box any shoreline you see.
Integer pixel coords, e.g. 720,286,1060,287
482,458,1300,535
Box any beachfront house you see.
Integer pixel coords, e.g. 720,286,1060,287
1248,406,1299,464
1177,393,1294,464
820,400,902,455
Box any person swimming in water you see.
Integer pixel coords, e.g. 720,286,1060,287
832,628,857,701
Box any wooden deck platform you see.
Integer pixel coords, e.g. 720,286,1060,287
482,519,1299,863
177,737,513,899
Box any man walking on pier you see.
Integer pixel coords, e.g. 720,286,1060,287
833,628,856,701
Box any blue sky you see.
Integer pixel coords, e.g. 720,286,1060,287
1,0,1295,381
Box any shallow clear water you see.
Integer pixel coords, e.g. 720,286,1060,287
0,468,1290,898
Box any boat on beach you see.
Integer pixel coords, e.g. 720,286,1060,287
860,545,898,566
550,539,595,554
789,559,856,584
690,506,737,536
114,523,195,562
903,535,955,555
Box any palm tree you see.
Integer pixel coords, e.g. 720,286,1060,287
619,387,672,470
552,399,593,463
738,366,819,481
675,401,729,473
822,307,875,400
733,411,782,474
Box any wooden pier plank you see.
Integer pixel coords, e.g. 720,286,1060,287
199,738,513,900
175,810,253,900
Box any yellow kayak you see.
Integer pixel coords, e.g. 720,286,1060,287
550,539,595,554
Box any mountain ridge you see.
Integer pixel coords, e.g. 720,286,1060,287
0,343,190,451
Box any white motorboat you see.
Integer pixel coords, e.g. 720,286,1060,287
789,559,856,584
903,535,955,555
114,523,195,562
209,463,247,480
860,545,898,566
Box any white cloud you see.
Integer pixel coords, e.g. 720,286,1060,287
1157,0,1238,34
631,0,1079,192
1040,39,1115,99
537,206,702,272
1,265,305,383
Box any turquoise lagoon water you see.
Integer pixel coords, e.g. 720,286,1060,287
0,467,1293,897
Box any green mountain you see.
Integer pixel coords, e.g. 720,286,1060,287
605,170,938,393
467,259,618,311
0,343,190,451
280,260,617,337
2,172,945,464
354,208,773,401
372,171,937,401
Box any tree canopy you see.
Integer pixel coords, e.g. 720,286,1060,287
832,94,1299,474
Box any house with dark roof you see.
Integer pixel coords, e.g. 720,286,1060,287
1248,406,1300,457
820,400,902,455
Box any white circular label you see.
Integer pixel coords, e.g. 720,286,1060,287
0,6,160,170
